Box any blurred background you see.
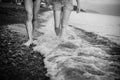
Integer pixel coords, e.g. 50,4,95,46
1,0,120,16
73,0,120,16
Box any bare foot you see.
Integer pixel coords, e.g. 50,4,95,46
55,27,62,37
23,39,33,46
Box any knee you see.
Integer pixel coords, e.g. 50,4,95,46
27,11,33,21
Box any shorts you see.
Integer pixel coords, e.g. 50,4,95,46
52,0,73,10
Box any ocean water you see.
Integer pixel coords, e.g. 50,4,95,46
81,2,120,16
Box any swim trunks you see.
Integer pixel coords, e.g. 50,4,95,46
52,0,73,10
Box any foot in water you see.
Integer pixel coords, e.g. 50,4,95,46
23,39,33,46
55,27,61,37
24,30,44,46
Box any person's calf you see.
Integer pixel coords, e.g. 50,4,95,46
24,14,33,46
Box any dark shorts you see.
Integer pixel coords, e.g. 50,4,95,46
52,0,73,10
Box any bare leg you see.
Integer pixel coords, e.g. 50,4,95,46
53,2,62,36
32,0,42,38
53,10,62,36
24,0,33,46
60,1,73,37
61,9,72,36
33,0,41,29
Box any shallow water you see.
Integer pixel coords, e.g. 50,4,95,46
81,2,120,16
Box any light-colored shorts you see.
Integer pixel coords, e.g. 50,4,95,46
52,0,73,10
